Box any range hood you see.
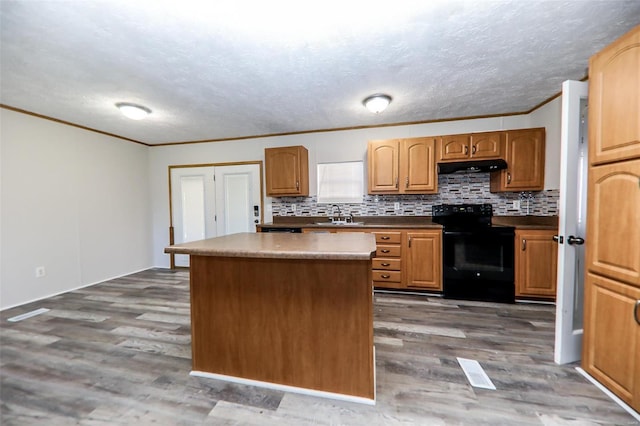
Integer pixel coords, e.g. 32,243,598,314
437,159,508,175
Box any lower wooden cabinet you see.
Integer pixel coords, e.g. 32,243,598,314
301,227,442,291
582,273,640,411
405,231,442,290
515,229,558,300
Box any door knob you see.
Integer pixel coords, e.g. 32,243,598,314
552,235,564,244
567,235,585,245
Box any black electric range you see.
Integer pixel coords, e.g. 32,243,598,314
432,204,515,303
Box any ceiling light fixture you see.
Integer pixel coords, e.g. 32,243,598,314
116,102,152,120
362,94,392,114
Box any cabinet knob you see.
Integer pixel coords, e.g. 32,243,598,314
472,145,477,155
464,145,469,155
381,236,390,240
507,172,512,184
296,180,299,190
381,274,390,279
634,300,640,325
522,238,526,251
381,249,390,253
381,263,390,266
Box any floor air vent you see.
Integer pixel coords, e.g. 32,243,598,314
457,357,496,390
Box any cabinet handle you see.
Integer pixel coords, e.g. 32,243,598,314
635,300,640,325
296,180,299,190
408,236,412,247
522,239,526,251
405,176,409,188
464,146,469,155
507,172,512,184
381,274,390,279
381,249,390,253
381,236,390,240
472,145,477,155
381,263,390,266
395,176,398,188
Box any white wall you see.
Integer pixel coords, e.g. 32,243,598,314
149,114,542,268
0,109,152,310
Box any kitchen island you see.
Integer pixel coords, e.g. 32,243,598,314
165,232,377,404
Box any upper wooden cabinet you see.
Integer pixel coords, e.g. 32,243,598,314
586,159,640,287
368,137,437,194
515,229,558,300
265,146,309,197
490,128,545,192
589,25,640,165
438,132,503,162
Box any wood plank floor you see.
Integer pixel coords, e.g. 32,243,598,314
1,269,636,425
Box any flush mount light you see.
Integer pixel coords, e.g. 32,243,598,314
362,94,392,114
115,102,152,120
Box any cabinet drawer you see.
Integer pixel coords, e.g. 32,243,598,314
372,270,402,282
375,245,401,257
372,258,402,271
373,232,402,244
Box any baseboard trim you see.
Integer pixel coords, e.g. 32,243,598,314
575,367,640,421
0,266,153,311
190,370,376,406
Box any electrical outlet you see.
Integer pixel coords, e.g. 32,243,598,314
394,202,400,210
35,266,46,278
291,203,297,212
512,200,520,209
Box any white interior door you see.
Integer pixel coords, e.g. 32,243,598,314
170,167,217,267
554,80,589,364
214,164,262,235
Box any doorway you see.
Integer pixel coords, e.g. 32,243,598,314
555,80,588,364
169,162,263,268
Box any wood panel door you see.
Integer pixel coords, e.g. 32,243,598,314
405,230,442,290
586,159,640,287
589,25,640,165
491,128,545,192
515,229,558,299
400,137,437,193
368,140,399,193
470,131,503,159
582,273,640,409
265,146,309,196
438,134,471,162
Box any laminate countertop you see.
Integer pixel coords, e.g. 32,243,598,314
258,215,558,231
164,232,376,260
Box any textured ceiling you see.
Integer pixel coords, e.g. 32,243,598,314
1,1,639,145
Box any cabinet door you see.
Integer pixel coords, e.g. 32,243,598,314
490,128,545,192
405,230,442,290
265,146,309,196
400,138,437,193
589,26,640,165
438,134,471,162
515,229,558,299
470,131,503,159
582,273,640,410
368,140,399,193
586,159,640,287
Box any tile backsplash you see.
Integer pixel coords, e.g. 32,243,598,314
272,173,559,217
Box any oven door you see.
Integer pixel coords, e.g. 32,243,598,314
442,227,515,303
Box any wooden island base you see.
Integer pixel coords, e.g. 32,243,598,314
168,233,376,404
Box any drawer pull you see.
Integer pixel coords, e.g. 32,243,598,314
381,263,390,266
381,236,390,240
381,274,390,279
381,249,390,253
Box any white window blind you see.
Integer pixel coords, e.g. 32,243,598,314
317,161,364,204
